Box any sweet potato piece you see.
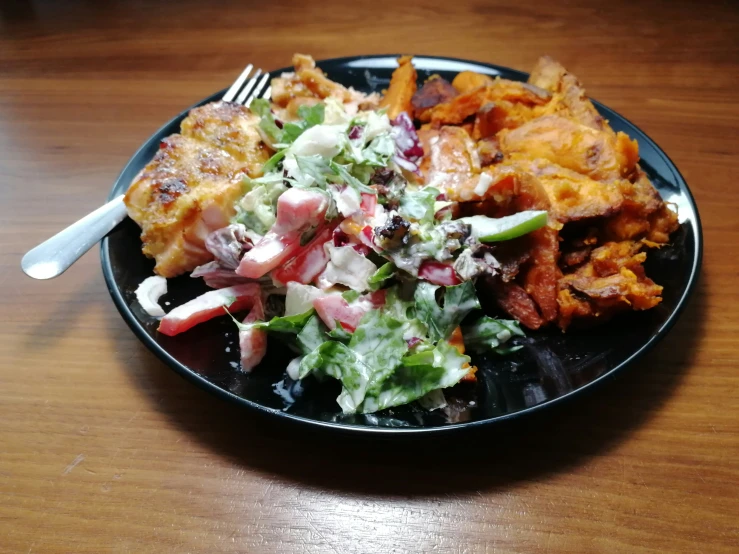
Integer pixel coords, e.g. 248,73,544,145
492,279,545,330
557,241,663,329
473,101,541,137
528,55,609,132
517,158,625,223
452,71,495,93
379,55,418,120
498,115,639,181
424,80,551,125
604,169,675,242
412,76,458,121
477,137,504,166
521,227,562,323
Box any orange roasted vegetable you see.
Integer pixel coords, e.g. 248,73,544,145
451,71,495,93
379,55,418,119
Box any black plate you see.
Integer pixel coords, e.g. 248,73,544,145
101,55,702,436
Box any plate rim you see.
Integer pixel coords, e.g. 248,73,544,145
101,54,704,436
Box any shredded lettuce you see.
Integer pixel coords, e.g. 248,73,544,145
414,281,481,342
252,99,325,146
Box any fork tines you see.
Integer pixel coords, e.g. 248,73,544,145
223,65,271,106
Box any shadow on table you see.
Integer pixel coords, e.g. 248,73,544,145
116,277,707,497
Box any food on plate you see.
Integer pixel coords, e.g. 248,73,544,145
123,53,679,415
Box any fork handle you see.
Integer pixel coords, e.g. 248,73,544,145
21,194,129,279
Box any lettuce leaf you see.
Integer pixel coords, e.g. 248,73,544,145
360,340,470,413
298,309,408,413
414,281,481,342
462,316,524,354
296,315,329,356
368,262,396,290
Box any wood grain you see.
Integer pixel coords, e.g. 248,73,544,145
1,0,738,552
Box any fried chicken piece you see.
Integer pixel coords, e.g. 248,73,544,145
557,241,663,329
498,115,639,182
422,79,551,125
517,157,625,223
528,55,610,132
125,102,269,277
411,76,457,121
292,53,353,102
379,55,418,119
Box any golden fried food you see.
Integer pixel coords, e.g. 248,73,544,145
422,79,550,125
379,55,418,119
125,102,269,277
451,71,495,94
517,157,625,222
399,55,680,330
498,115,639,181
528,55,610,132
557,241,663,329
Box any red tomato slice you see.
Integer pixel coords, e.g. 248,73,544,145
272,224,336,286
418,261,461,286
360,192,377,215
158,283,261,336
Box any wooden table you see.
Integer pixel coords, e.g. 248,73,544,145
1,0,737,552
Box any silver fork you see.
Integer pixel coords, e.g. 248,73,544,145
22,66,271,280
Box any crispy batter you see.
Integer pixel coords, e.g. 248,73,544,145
498,115,639,181
557,241,663,329
411,76,457,121
379,55,418,119
180,101,270,168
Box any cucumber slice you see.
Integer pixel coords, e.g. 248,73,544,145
460,211,549,242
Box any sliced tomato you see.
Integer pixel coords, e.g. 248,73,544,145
418,261,461,286
360,192,377,215
312,290,387,332
237,188,329,279
158,283,261,336
239,295,267,372
272,224,337,286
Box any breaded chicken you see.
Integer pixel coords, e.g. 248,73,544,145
125,102,269,278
